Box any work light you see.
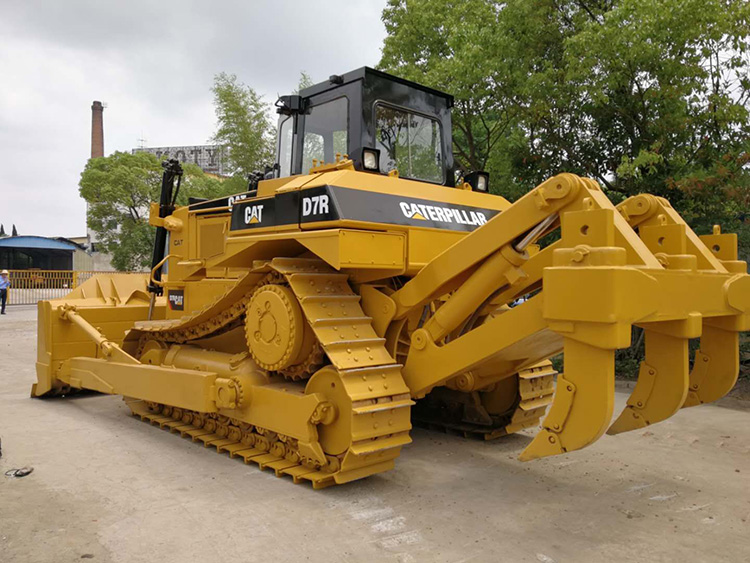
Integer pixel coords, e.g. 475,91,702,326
362,148,381,172
465,171,490,193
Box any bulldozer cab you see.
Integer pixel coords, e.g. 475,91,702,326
275,67,456,185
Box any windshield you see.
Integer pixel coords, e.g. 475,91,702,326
301,97,348,173
375,104,443,183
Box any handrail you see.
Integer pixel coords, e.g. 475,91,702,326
149,254,174,288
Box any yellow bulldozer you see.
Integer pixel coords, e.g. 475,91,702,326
33,68,750,488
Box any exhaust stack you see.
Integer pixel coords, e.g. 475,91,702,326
91,101,104,158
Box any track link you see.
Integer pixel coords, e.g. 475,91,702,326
413,362,556,440
505,363,556,435
128,399,349,489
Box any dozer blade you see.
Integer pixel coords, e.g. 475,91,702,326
607,329,689,435
683,323,739,407
519,339,614,461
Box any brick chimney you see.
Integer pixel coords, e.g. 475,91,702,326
91,101,104,158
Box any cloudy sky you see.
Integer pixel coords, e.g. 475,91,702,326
0,0,387,237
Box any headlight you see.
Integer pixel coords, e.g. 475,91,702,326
476,175,487,192
464,171,490,193
362,148,380,172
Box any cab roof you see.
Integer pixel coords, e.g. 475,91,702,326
299,66,454,107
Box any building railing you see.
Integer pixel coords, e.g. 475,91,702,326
4,269,141,306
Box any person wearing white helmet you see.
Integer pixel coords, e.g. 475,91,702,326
0,270,9,314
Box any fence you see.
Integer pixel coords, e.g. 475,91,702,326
4,270,141,306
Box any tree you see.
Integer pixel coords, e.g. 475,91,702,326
381,0,523,192
11,225,18,237
77,73,275,272
80,151,235,271
507,1,750,206
211,73,275,177
380,0,750,252
0,225,5,236
555,0,750,250
381,0,750,375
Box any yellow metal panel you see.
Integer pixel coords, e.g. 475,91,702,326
561,208,616,247
339,230,405,268
298,229,405,271
641,270,750,321
198,219,227,259
543,267,658,326
640,223,688,255
700,231,738,261
406,229,465,272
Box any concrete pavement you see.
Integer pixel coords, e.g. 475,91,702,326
1,305,749,562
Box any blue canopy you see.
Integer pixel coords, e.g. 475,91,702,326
0,236,77,251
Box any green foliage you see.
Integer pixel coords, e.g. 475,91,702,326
80,152,236,271
211,72,275,177
381,0,522,191
380,0,750,247
79,72,279,272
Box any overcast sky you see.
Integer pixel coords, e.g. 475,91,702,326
0,0,387,237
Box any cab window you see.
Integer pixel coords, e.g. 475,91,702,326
277,115,293,178
375,104,443,183
301,97,348,173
